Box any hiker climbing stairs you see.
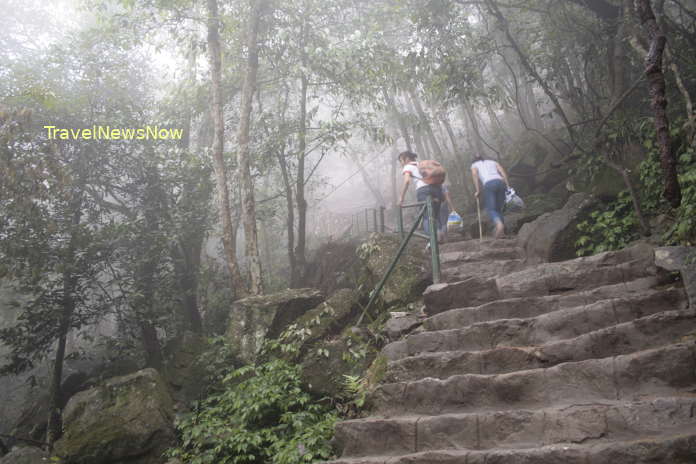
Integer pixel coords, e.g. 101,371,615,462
328,237,696,463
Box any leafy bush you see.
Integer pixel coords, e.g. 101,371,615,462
575,191,640,256
167,357,337,464
575,119,696,255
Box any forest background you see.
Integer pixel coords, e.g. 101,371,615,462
1,0,695,460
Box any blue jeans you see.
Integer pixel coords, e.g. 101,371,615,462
483,179,506,226
416,185,444,235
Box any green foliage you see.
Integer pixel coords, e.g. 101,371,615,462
663,146,696,245
576,119,696,255
167,357,337,464
575,191,639,256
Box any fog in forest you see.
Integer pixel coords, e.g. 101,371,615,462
1,0,696,457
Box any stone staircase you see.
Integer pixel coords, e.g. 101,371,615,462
328,238,696,463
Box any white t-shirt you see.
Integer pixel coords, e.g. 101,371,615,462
472,159,502,185
402,162,427,189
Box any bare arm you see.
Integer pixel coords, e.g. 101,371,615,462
471,166,481,197
399,172,411,205
495,162,511,188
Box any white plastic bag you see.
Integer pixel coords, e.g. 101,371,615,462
505,187,525,211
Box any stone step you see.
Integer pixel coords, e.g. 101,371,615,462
424,244,659,316
371,343,696,416
442,259,525,282
333,397,696,458
440,247,523,267
386,288,687,361
328,430,696,464
425,276,665,331
385,309,696,382
439,238,519,254
496,243,657,300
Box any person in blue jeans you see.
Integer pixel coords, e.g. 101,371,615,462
398,151,445,242
471,154,510,239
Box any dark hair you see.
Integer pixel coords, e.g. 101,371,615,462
398,151,418,162
473,153,485,162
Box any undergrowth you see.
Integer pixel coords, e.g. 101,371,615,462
576,120,696,256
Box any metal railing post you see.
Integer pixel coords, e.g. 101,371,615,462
426,194,441,284
364,209,369,232
379,206,385,233
357,205,426,325
372,208,378,233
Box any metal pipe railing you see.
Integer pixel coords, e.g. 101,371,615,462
357,194,442,324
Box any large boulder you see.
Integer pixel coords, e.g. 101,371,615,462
517,193,596,264
54,368,175,464
293,289,361,352
225,288,324,364
359,234,429,307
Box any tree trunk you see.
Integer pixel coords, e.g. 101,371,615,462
407,87,444,159
349,152,385,206
635,0,681,207
236,0,265,295
277,150,297,285
294,2,310,287
383,88,412,151
462,99,486,157
46,199,82,449
486,0,577,144
206,0,247,296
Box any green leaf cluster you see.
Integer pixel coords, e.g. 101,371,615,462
575,119,696,255
167,357,337,464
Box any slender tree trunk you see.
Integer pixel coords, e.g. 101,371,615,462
236,0,265,294
486,0,577,144
383,88,412,151
206,0,246,296
278,151,297,286
295,3,310,286
137,165,165,371
46,199,82,449
462,99,486,157
350,152,385,205
635,0,681,207
407,87,444,159
175,45,204,334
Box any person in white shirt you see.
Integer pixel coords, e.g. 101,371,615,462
398,151,446,241
471,154,510,239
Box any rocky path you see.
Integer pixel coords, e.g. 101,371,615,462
328,238,696,463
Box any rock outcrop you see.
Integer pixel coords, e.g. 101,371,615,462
54,368,175,464
517,192,595,264
225,288,324,363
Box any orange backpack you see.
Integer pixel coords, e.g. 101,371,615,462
417,160,446,185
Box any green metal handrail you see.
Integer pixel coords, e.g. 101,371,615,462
356,194,441,325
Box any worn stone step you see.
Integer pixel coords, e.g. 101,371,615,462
333,397,696,458
327,430,696,464
442,259,525,282
384,288,686,362
439,238,519,254
425,276,665,331
496,242,657,300
424,244,659,316
371,343,696,416
440,247,523,267
385,309,696,382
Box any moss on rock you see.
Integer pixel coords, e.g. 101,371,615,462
54,368,175,464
